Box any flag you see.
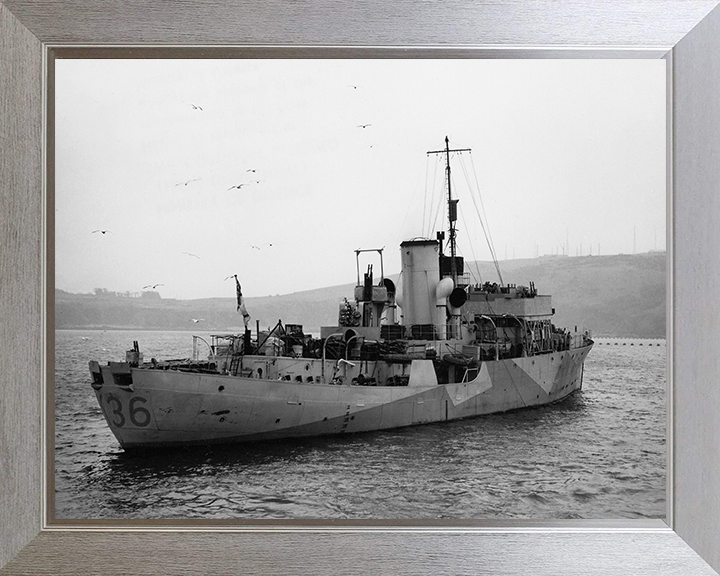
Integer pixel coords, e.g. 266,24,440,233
234,275,250,327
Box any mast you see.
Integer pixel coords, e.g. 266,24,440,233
445,137,457,279
427,136,471,283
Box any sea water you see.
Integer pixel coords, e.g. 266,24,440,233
54,330,666,520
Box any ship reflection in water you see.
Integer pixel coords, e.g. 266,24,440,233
55,330,665,520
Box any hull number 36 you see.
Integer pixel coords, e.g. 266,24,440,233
104,394,152,428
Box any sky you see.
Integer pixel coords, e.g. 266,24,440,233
55,59,666,300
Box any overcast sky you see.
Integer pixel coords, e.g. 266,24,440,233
55,59,665,300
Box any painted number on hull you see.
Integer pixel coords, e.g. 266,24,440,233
104,394,152,428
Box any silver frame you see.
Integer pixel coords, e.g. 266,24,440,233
2,2,720,574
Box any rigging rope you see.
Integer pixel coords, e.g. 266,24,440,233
458,153,504,285
421,147,505,287
448,167,483,285
445,167,481,284
457,156,493,260
456,199,482,285
467,153,503,282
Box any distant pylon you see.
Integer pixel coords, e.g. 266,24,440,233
566,228,569,256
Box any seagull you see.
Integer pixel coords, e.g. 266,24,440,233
190,104,203,111
92,229,112,235
357,124,372,128
227,184,245,190
190,318,205,323
175,178,200,187
143,283,164,289
182,252,200,258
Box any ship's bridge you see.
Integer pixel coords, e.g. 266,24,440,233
465,283,554,320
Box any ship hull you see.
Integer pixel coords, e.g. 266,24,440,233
93,344,593,449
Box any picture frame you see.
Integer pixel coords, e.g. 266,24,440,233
2,1,720,574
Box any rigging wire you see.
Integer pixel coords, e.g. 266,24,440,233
456,200,483,285
445,167,479,283
457,155,499,276
421,146,503,287
451,164,484,285
458,153,504,285
458,153,500,267
466,153,498,252
466,152,504,284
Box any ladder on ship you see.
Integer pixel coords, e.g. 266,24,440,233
229,354,241,376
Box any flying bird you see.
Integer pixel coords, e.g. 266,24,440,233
190,104,203,111
175,178,200,187
249,245,260,250
182,252,200,258
224,274,237,281
143,283,164,289
357,124,372,128
190,318,205,323
92,229,112,235
348,85,359,89
228,184,245,190
246,169,257,173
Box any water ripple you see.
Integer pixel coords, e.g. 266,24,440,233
55,330,666,520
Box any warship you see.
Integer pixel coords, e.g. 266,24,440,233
89,137,593,449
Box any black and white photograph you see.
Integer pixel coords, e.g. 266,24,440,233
54,58,666,521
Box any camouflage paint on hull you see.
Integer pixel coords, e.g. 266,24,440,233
94,344,592,449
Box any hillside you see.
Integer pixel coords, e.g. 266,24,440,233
55,252,666,338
